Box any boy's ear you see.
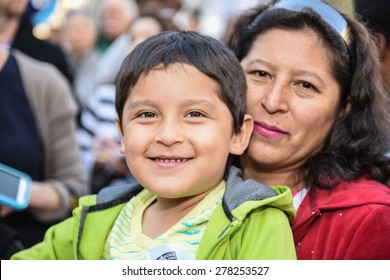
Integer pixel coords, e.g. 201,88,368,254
229,114,254,155
115,117,126,155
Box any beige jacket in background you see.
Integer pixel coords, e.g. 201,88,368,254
14,50,88,222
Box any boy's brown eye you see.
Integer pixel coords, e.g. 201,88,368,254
185,111,206,118
137,112,157,118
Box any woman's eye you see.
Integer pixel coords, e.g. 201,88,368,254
302,82,313,89
137,111,157,118
299,81,318,92
254,70,270,78
185,111,206,118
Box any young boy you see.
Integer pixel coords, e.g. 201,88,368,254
12,31,296,260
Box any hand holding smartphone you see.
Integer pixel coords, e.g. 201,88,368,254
0,163,31,211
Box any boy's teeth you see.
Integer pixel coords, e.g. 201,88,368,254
157,158,188,162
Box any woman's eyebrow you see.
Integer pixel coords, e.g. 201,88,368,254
245,58,272,68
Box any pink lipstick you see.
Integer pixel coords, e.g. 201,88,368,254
254,121,287,138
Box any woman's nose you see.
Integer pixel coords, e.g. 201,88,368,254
260,83,289,113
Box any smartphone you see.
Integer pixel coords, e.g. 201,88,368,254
0,163,31,210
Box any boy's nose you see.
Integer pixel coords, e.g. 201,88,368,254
154,120,185,147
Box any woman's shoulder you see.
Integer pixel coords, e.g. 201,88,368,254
311,177,390,209
336,177,390,196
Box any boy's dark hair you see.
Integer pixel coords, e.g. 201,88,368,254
115,31,247,134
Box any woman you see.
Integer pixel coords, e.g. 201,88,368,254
228,0,390,259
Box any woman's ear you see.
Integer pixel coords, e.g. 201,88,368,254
229,114,254,155
375,33,387,62
339,97,351,118
115,117,126,155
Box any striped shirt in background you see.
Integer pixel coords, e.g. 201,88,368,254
77,83,137,193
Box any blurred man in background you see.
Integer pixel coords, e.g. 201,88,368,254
0,0,73,84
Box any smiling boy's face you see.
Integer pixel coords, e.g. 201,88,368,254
117,63,251,199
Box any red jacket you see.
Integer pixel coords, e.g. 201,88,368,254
292,177,390,259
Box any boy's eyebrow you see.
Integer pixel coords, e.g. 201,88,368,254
127,98,218,110
181,99,217,109
127,100,157,111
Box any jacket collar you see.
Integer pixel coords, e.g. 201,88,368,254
222,166,278,221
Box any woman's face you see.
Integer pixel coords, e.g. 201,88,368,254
240,28,342,186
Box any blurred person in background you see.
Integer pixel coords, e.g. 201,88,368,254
136,0,198,31
1,0,73,84
354,0,390,93
127,12,178,52
93,0,139,89
0,44,87,259
136,0,182,17
61,9,100,110
97,0,139,54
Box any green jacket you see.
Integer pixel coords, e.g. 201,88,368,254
12,166,296,260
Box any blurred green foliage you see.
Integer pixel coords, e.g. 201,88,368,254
329,0,354,14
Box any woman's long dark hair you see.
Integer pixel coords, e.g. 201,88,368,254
228,1,390,189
